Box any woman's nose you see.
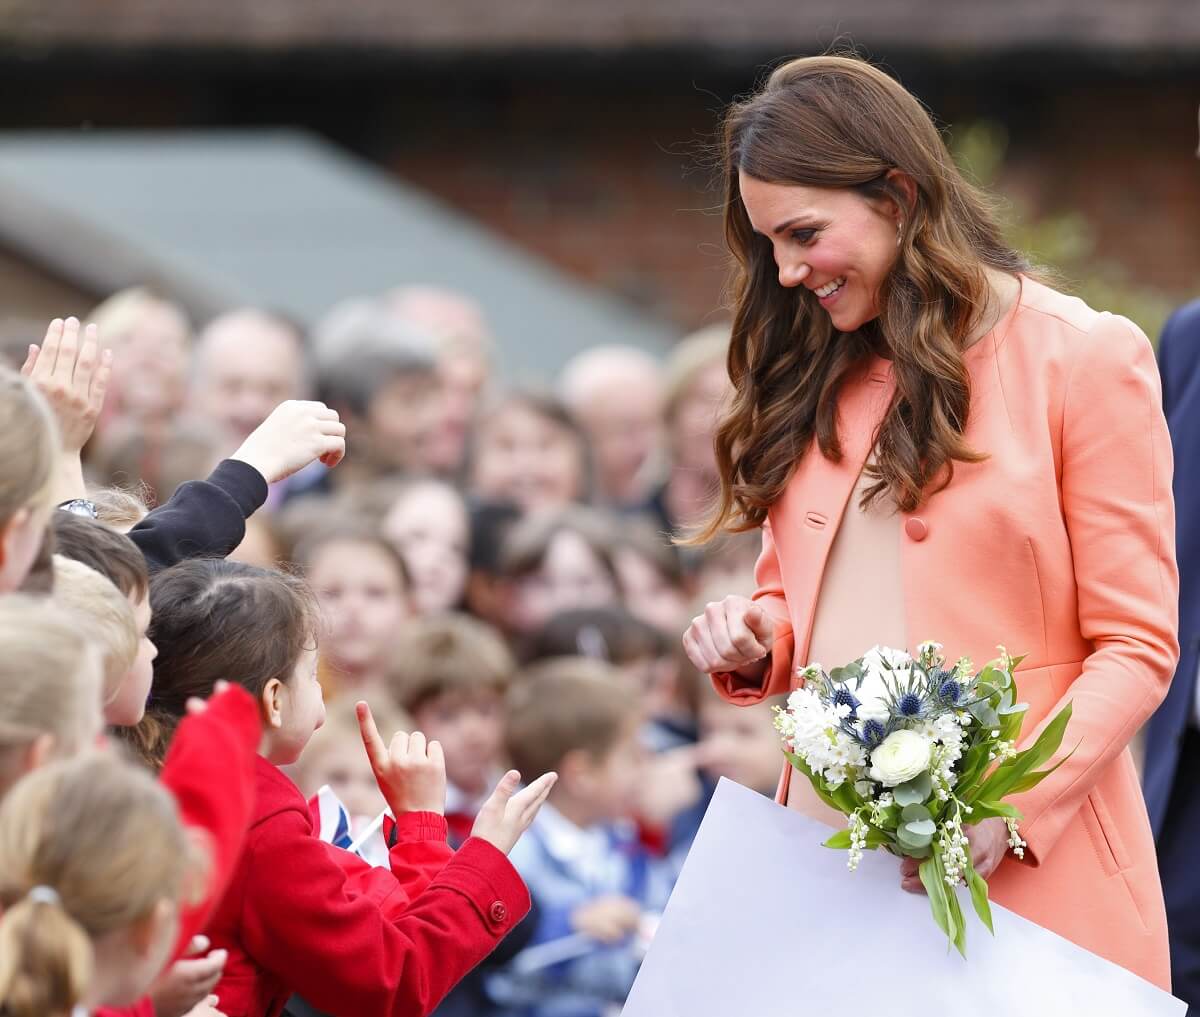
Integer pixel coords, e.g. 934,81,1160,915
777,256,811,289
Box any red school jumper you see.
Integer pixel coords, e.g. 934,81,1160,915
97,686,262,1017
207,756,530,1017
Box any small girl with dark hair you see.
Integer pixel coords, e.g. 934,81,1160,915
144,557,555,1017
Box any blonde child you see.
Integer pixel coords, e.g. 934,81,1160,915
0,365,59,593
0,754,203,1017
0,595,104,796
293,523,414,697
143,557,556,1017
385,614,514,846
51,556,141,712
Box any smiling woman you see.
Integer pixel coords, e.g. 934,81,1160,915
682,53,1178,990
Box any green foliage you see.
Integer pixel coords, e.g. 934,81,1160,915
950,121,1175,343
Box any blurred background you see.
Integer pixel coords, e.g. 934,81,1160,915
0,1,1196,353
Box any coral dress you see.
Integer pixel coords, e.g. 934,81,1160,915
714,277,1176,991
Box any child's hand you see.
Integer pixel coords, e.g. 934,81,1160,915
22,317,112,454
147,935,227,1017
230,399,346,483
356,702,446,815
181,997,228,1017
470,769,557,855
570,895,642,944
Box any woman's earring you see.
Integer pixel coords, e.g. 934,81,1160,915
896,220,904,247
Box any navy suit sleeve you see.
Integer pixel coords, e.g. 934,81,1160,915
128,459,269,573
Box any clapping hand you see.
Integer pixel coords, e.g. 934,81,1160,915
470,770,557,855
356,702,447,816
21,317,112,454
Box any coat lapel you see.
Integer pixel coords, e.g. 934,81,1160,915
771,359,895,667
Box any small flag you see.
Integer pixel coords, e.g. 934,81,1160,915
309,786,392,868
311,785,354,850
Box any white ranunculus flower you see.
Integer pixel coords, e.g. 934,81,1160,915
868,729,933,787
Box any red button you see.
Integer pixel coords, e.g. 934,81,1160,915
904,517,928,542
489,901,508,924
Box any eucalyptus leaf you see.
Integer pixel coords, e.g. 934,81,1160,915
893,771,933,806
969,700,1001,729
901,803,931,823
897,824,932,850
904,818,937,837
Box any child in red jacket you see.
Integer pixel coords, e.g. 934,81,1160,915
142,558,556,1017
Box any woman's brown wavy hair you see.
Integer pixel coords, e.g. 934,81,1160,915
691,54,1029,541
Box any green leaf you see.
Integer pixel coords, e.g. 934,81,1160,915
864,826,894,849
967,861,994,935
904,819,937,837
919,855,957,951
975,702,1074,802
783,751,844,814
964,800,1021,823
1009,653,1028,670
968,700,1001,729
893,772,933,806
901,803,932,823
1005,753,1073,794
946,878,968,957
823,829,853,849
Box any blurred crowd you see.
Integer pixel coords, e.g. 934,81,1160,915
0,284,786,1017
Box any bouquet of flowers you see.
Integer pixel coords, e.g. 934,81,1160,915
773,641,1072,956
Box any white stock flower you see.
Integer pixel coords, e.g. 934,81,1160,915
868,729,933,787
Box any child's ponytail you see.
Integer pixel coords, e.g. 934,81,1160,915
0,887,93,1017
0,753,197,1016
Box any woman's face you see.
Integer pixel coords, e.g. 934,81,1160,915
738,171,901,333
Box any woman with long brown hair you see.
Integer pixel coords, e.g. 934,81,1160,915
682,54,1177,988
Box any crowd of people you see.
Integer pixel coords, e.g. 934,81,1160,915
0,286,785,1017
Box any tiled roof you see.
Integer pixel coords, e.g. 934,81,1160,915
2,0,1197,53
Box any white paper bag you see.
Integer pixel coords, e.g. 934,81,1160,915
622,778,1184,1016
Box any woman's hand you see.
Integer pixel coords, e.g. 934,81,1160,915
899,817,1010,893
470,769,557,855
682,595,776,681
356,702,446,816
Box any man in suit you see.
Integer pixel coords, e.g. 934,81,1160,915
1144,296,1200,1011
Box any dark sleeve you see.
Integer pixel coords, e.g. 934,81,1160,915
129,459,268,573
1157,299,1200,419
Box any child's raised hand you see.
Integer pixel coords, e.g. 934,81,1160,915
230,399,346,484
22,317,112,453
570,895,642,944
147,935,227,1017
356,701,446,816
470,769,557,855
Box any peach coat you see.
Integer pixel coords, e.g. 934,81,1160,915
714,278,1179,989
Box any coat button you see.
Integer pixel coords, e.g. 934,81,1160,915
904,517,928,542
489,901,508,924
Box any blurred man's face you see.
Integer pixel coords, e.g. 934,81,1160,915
194,315,306,443
576,373,662,505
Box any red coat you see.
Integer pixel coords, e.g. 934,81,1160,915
207,756,530,1017
97,686,261,1017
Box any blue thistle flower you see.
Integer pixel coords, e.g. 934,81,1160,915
935,673,963,705
897,691,924,717
831,685,860,719
860,719,886,748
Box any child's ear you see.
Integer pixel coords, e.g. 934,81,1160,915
20,732,55,776
556,748,592,794
261,678,286,730
129,897,175,958
0,506,31,569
